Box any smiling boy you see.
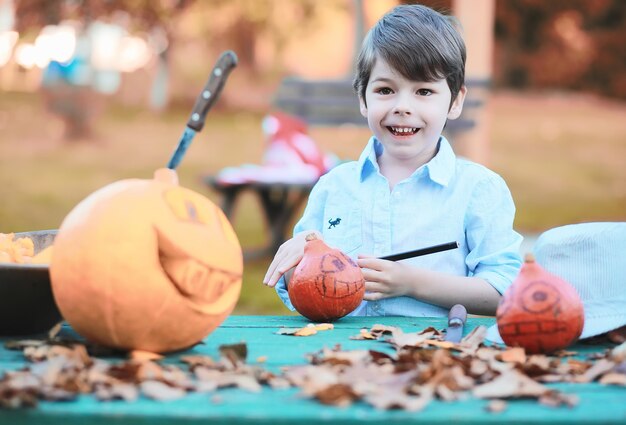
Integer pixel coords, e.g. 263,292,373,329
264,4,522,317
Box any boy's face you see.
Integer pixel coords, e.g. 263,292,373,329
359,57,466,167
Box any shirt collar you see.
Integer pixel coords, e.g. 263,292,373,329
358,136,456,187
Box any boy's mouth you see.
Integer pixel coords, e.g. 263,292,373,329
388,126,419,136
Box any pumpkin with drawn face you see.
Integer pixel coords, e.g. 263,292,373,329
50,169,242,353
288,234,364,322
496,253,584,354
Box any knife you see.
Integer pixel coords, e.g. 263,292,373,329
167,50,238,169
444,304,467,343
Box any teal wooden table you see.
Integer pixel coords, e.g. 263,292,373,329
1,315,625,424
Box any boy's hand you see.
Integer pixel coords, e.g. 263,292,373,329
263,230,322,288
357,255,414,301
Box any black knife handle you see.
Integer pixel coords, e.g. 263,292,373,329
448,304,467,326
186,50,238,131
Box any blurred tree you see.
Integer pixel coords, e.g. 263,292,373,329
15,0,193,34
182,0,349,75
14,0,195,140
494,0,626,99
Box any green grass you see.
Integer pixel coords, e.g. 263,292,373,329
1,90,625,314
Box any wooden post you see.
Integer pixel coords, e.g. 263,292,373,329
452,0,495,165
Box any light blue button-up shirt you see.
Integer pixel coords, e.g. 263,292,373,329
275,136,523,317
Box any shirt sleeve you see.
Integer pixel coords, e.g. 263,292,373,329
464,174,523,294
275,176,330,310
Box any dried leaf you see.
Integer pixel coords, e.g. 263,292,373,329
424,340,456,349
3,340,45,351
277,323,333,337
180,355,217,369
140,380,186,401
94,383,139,402
364,390,430,411
574,359,615,383
47,322,63,340
388,328,435,348
309,323,334,331
369,324,398,337
473,370,549,399
351,329,376,340
277,328,303,335
459,325,487,353
538,391,579,408
611,341,626,362
598,372,626,386
485,399,508,413
219,343,247,366
314,383,358,407
294,327,318,337
498,347,526,364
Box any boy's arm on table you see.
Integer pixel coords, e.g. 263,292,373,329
357,258,501,315
358,173,522,316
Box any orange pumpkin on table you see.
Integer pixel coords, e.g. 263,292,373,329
50,168,243,353
496,253,584,354
288,233,364,322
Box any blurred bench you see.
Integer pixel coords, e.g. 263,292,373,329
207,77,487,259
274,76,487,133
204,178,314,260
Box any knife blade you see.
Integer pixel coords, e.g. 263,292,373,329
167,50,238,169
444,304,467,343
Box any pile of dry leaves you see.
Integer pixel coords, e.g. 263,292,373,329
1,323,624,412
284,324,626,411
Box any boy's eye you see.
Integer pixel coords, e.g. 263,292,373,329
375,87,393,95
417,89,432,96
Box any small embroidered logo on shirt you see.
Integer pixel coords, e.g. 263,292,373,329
328,218,341,229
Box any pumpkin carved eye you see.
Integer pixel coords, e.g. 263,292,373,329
164,188,215,225
521,280,560,314
321,254,347,273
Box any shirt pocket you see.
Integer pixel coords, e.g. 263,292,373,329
322,203,362,255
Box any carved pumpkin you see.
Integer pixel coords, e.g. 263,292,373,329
496,253,584,354
50,168,242,353
288,234,364,321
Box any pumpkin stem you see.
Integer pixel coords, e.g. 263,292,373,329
154,168,179,185
305,233,319,242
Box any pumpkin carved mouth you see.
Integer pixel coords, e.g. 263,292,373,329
314,276,364,299
160,254,241,315
157,229,241,316
498,319,569,337
313,253,365,299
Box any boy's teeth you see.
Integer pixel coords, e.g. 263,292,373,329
390,127,417,134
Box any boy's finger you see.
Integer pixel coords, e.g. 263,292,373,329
365,281,386,293
363,291,385,301
357,257,384,270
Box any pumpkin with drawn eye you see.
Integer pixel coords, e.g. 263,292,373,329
288,233,364,322
496,253,584,354
50,168,242,353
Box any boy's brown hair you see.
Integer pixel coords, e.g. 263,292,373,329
353,4,466,107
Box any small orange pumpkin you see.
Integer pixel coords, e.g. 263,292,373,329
288,234,364,321
496,253,584,354
50,168,242,353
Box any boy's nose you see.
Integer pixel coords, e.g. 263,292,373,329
392,105,411,116
392,95,412,116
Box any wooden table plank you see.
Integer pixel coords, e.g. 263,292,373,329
1,315,624,424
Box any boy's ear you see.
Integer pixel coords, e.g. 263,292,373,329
359,96,368,118
447,85,467,120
